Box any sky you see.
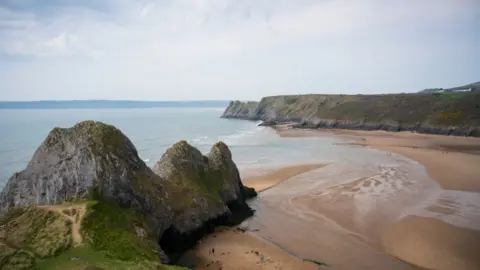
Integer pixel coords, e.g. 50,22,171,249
0,0,479,101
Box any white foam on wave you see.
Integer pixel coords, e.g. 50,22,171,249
219,126,276,146
190,136,209,143
187,122,273,148
204,107,226,111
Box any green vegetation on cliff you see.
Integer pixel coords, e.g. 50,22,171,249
0,196,222,269
80,201,159,263
0,202,186,270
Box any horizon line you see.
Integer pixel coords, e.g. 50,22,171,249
0,99,232,103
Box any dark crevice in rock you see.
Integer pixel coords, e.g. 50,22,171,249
217,201,255,226
242,185,258,200
159,201,254,264
160,223,215,263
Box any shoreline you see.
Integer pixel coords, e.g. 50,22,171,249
221,114,480,138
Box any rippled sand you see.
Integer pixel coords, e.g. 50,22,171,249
245,164,423,270
242,164,327,192
191,127,480,270
268,127,480,269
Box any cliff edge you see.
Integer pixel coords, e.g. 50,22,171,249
0,121,256,269
221,92,480,137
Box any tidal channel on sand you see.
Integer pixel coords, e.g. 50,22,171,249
241,135,480,270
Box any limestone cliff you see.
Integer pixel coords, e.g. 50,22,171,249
0,121,256,269
221,100,260,120
221,93,480,137
0,121,172,241
153,140,251,231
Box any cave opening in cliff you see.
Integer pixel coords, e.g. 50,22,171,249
159,222,216,263
159,201,255,263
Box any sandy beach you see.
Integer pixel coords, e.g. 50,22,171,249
188,126,480,270
181,226,318,270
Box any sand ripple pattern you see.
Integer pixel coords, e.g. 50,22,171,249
244,148,480,270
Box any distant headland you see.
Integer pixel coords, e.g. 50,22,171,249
221,84,480,137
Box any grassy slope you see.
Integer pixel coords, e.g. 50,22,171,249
0,201,187,270
228,92,480,127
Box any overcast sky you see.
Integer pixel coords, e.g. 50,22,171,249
0,0,479,101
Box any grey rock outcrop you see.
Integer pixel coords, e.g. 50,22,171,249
221,100,260,120
0,121,168,214
153,141,255,233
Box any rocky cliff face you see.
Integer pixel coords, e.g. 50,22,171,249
221,100,260,120
153,140,249,226
0,121,256,268
221,93,480,137
0,121,172,237
153,141,255,260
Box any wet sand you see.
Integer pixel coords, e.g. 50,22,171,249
273,126,480,269
276,127,480,192
190,126,480,270
244,166,423,270
242,164,327,192
384,216,480,270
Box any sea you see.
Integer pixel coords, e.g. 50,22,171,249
0,107,350,187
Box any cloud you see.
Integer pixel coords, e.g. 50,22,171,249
0,0,479,100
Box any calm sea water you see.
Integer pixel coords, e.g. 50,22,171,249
0,107,347,187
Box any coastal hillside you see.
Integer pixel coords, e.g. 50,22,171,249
0,121,256,269
222,92,480,137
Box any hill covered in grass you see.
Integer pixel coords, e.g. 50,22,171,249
222,92,480,137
